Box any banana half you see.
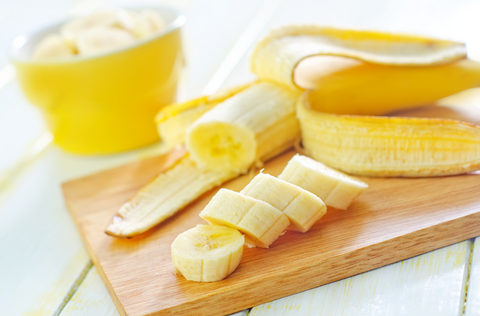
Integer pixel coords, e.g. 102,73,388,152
186,81,301,174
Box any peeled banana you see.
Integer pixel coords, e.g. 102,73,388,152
132,9,166,38
77,27,135,56
186,81,301,173
171,225,244,282
241,173,326,232
155,83,251,151
279,155,368,210
297,100,480,177
34,9,166,60
61,11,120,49
105,155,237,238
32,35,75,60
200,189,290,248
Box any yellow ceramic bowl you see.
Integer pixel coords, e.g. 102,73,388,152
11,7,185,154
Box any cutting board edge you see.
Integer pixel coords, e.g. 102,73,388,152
148,209,480,316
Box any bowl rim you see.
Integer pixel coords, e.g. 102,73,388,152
10,5,186,64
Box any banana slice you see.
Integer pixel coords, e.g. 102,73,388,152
279,155,368,210
186,81,300,173
76,26,135,56
32,35,75,60
241,173,326,232
105,155,238,238
200,189,290,248
132,10,166,38
171,225,244,282
61,11,119,49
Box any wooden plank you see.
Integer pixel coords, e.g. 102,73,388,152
60,266,121,316
60,267,249,316
0,150,91,315
250,241,472,316
466,237,480,316
62,148,480,316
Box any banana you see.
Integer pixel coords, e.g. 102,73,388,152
186,81,301,173
61,11,120,49
297,99,480,177
251,25,466,90
240,173,326,232
131,10,166,38
105,155,238,238
107,26,480,239
76,26,135,56
279,155,368,210
171,225,244,282
32,35,75,60
156,84,252,151
294,57,480,115
200,189,290,248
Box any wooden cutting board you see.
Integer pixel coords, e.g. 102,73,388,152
62,145,480,316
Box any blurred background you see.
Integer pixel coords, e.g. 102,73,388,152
1,0,480,315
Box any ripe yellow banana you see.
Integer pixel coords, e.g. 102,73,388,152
186,81,301,173
297,99,480,177
105,155,237,238
171,225,244,282
279,155,368,210
241,173,326,232
200,189,290,248
155,83,251,151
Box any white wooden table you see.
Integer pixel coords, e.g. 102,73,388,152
1,0,480,315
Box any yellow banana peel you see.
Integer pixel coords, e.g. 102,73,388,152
251,25,466,89
296,57,480,115
298,95,480,177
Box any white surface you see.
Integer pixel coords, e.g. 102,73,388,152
466,237,480,316
0,0,479,315
250,241,472,316
60,267,120,316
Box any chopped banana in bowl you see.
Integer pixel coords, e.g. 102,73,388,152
11,6,185,154
33,9,166,59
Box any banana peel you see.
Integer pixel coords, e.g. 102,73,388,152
298,94,480,177
251,25,466,89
